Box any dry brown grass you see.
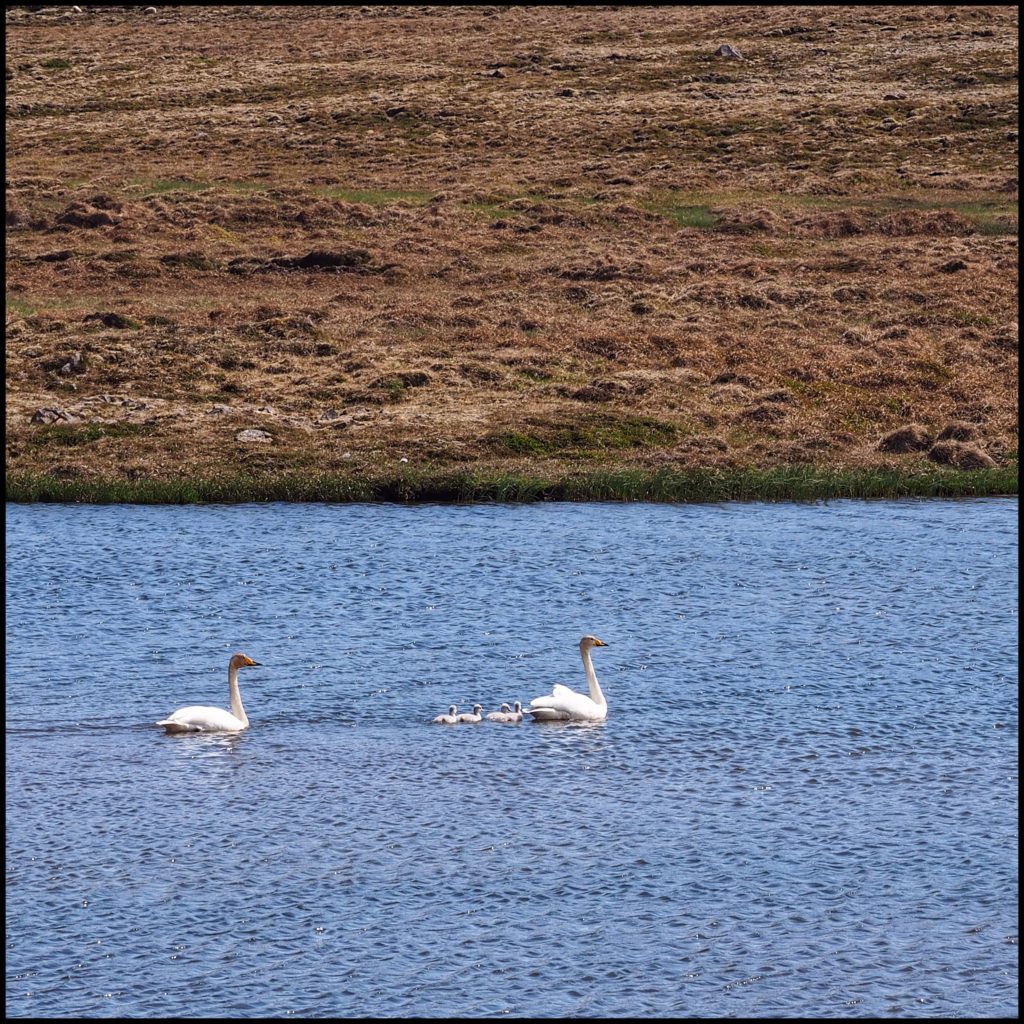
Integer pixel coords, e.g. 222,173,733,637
5,5,1018,487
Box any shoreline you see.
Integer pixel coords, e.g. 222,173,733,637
7,465,1017,506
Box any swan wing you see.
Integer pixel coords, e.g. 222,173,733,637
157,705,244,733
529,684,580,708
524,706,571,722
527,688,605,722
550,683,581,701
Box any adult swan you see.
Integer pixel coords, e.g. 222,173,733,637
156,652,261,733
524,636,609,722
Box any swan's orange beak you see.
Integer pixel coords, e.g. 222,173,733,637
245,658,261,667
594,639,608,647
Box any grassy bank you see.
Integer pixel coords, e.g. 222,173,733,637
7,465,1017,506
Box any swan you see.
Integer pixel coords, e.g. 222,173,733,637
488,701,523,723
456,703,484,723
156,652,261,734
524,636,609,722
432,704,459,724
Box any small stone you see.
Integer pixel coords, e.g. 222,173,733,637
714,44,743,59
59,351,87,375
236,429,273,444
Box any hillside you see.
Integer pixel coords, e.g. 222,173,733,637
5,5,1018,499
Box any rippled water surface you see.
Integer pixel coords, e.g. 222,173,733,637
5,499,1018,1018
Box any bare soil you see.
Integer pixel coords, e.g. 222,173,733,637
5,5,1018,486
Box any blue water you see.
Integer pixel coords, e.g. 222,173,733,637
5,499,1018,1018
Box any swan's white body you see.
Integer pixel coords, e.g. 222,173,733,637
525,637,608,722
156,653,260,734
433,704,459,724
456,703,484,723
488,701,523,723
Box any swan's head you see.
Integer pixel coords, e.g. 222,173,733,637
448,705,458,715
230,653,261,670
499,703,512,713
580,635,607,650
512,701,522,712
472,704,484,715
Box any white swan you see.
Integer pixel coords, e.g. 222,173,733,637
432,704,459,724
488,701,523,723
156,652,260,733
456,703,484,723
524,636,609,722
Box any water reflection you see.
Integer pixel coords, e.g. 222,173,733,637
160,729,249,758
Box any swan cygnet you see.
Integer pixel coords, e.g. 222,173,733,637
456,703,484,723
524,636,609,723
156,652,261,734
488,701,523,723
486,703,513,722
432,704,459,724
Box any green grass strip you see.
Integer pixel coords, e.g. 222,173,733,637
5,466,1017,505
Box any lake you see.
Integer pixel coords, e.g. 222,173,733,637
5,498,1018,1018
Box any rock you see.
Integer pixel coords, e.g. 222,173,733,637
59,351,87,375
316,408,372,427
31,407,78,425
236,429,273,444
714,44,743,59
877,424,932,453
927,441,996,469
938,258,968,273
316,408,348,424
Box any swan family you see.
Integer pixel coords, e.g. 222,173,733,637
157,636,610,735
430,635,609,725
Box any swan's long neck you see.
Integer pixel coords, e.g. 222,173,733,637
228,664,248,726
582,647,605,707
